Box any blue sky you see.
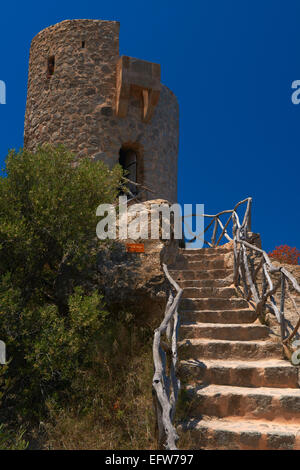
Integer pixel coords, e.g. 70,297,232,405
0,0,299,251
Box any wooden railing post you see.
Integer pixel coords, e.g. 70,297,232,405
152,264,182,450
211,217,218,247
280,272,286,341
247,198,252,234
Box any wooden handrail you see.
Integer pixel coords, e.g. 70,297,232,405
182,196,300,357
152,264,183,450
231,200,300,354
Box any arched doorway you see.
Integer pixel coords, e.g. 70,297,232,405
119,147,138,196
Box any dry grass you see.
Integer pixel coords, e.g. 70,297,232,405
31,320,158,450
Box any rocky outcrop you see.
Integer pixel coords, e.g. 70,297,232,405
97,199,179,323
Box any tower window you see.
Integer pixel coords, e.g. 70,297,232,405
47,55,55,77
81,41,85,48
119,148,138,196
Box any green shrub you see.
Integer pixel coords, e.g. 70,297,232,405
0,424,28,450
0,145,123,308
0,145,155,449
0,145,122,422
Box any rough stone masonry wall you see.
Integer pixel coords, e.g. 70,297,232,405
24,19,179,202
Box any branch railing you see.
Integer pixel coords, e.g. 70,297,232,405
152,264,183,450
182,197,252,247
233,206,300,358
182,197,300,359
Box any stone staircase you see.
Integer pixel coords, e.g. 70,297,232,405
169,245,300,450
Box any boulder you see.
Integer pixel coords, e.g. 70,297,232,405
97,199,179,324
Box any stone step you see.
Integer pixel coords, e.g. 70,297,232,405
178,252,230,261
179,358,300,388
182,287,237,299
177,242,300,450
181,245,232,255
185,384,300,423
179,417,300,450
180,323,269,341
176,279,233,288
181,309,257,324
169,269,233,281
179,338,283,360
181,297,249,311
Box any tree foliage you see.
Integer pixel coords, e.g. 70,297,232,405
0,146,123,429
0,145,122,309
268,244,300,265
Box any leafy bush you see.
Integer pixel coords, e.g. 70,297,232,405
268,245,300,265
0,145,155,449
0,146,122,423
0,145,122,310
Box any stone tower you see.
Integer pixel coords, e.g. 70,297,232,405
24,19,179,202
